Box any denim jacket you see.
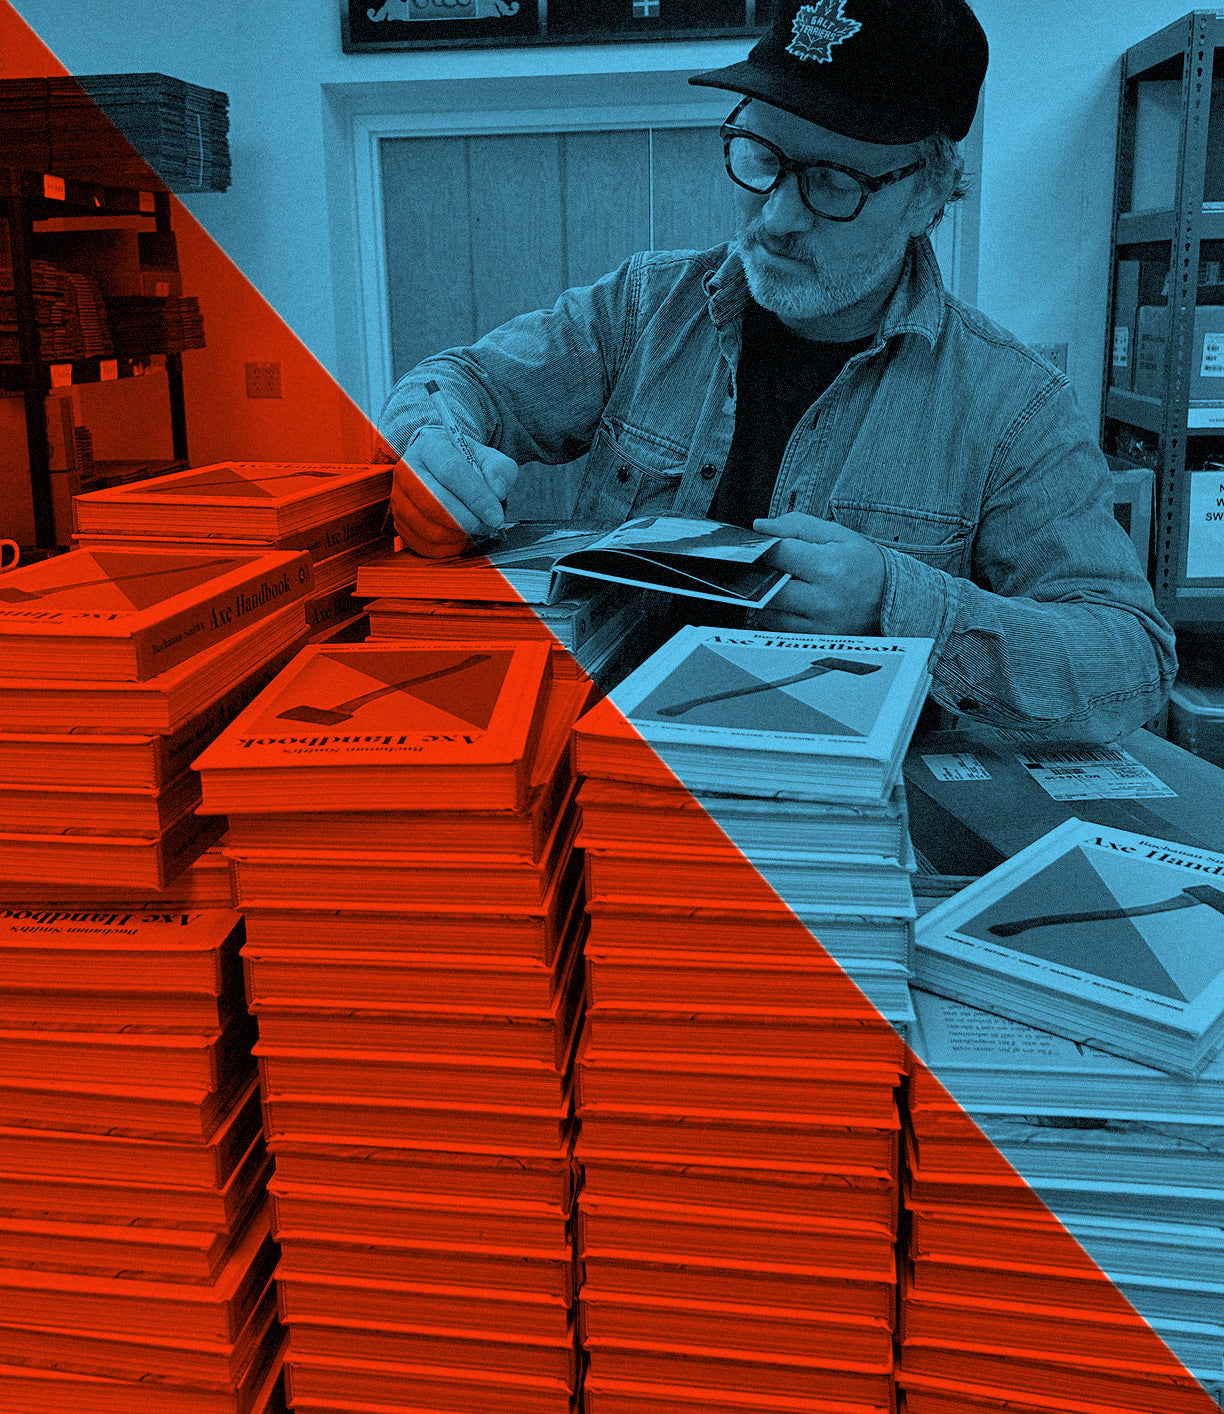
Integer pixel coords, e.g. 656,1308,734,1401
380,237,1176,741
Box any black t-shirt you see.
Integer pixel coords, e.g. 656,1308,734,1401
711,301,872,529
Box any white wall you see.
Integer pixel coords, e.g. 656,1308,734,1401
10,0,1203,434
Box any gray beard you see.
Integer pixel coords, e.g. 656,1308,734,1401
733,224,913,322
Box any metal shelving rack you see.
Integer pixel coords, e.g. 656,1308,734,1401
1103,10,1224,629
0,169,189,549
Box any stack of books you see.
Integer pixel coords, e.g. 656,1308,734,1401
0,904,287,1412
0,260,112,361
569,626,935,1413
356,521,659,688
77,73,231,192
192,639,590,1414
901,816,1224,1408
102,293,206,354
0,546,313,900
73,460,394,645
0,75,230,193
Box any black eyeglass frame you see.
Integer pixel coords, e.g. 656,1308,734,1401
719,101,926,222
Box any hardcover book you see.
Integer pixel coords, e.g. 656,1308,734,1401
72,461,393,540
608,626,934,801
910,987,1224,1121
913,817,1224,1074
357,516,789,608
192,639,553,813
0,546,313,681
0,602,311,735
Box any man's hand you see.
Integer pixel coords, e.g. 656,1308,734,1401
390,427,520,559
752,513,886,635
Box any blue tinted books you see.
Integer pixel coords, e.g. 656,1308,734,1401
914,817,1224,1075
910,988,1224,1121
0,547,313,681
72,461,393,540
193,639,553,812
610,626,934,802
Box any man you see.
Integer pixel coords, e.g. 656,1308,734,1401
381,0,1176,742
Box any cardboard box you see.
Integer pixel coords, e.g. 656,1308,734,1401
1110,260,1142,390
1191,304,1224,400
1110,462,1153,566
1132,305,1170,398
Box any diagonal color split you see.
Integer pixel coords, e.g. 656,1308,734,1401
1,4,1218,1409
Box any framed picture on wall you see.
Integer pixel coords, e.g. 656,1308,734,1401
343,0,764,52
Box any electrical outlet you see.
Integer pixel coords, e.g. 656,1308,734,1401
1029,341,1068,374
245,361,282,398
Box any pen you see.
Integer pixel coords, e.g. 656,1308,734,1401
424,379,505,527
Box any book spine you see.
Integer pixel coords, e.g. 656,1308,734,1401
290,501,389,560
133,554,313,679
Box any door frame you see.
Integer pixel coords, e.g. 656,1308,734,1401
351,94,981,422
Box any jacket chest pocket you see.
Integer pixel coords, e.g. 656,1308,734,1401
575,425,686,522
828,499,973,574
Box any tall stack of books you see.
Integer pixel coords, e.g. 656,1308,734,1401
102,293,206,354
569,625,934,1414
0,903,288,1411
356,522,655,688
0,545,313,901
0,259,112,361
73,460,394,646
902,818,1224,1412
0,75,230,193
192,639,590,1414
76,73,231,192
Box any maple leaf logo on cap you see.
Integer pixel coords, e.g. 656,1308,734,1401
787,0,862,62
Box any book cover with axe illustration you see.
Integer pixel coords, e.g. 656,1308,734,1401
0,545,313,682
608,626,934,802
915,817,1224,1075
192,639,553,813
73,461,393,542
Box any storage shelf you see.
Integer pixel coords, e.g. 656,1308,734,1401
1117,207,1224,243
0,355,163,393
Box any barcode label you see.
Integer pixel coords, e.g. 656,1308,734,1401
1017,745,1176,801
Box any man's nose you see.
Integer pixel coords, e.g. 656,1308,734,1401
758,173,816,235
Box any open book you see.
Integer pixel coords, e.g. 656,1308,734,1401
356,517,789,607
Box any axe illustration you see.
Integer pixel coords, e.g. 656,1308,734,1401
654,656,881,718
276,653,491,725
0,557,237,604
989,883,1224,937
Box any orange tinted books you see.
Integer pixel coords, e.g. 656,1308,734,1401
0,1074,261,1189
0,600,309,734
276,1271,572,1341
0,547,312,680
221,676,591,863
0,1197,274,1343
193,639,553,813
73,460,393,540
283,1351,574,1414
0,904,243,994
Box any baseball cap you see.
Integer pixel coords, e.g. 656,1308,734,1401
689,0,988,145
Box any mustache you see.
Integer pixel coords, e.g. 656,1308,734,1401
737,222,816,262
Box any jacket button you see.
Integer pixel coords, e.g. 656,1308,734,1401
700,463,718,480
616,465,630,483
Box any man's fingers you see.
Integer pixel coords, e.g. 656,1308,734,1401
754,513,855,545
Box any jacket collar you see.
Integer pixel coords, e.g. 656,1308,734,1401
705,233,945,350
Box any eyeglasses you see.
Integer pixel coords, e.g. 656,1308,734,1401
720,105,926,222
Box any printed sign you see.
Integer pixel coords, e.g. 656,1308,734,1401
1201,332,1224,378
1187,469,1224,580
